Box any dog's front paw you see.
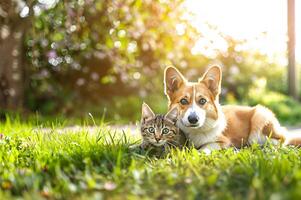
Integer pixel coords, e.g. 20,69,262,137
201,148,212,155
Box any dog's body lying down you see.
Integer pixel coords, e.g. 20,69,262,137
164,66,300,150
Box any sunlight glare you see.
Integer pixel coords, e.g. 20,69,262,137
185,0,301,64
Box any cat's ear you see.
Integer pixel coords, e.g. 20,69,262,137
141,102,155,122
165,106,178,123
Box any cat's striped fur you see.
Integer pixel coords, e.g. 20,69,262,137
139,103,186,151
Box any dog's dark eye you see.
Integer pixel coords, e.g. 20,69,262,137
162,128,169,134
148,127,155,133
180,98,189,105
199,98,207,105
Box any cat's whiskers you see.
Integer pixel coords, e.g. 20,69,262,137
166,141,179,147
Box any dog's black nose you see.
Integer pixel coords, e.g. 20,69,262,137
188,113,199,124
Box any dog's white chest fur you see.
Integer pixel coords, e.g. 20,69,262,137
177,115,227,149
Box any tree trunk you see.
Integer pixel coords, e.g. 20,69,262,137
0,0,32,111
0,27,25,110
287,0,298,100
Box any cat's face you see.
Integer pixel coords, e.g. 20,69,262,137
141,103,179,147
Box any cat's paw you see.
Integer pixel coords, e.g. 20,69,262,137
129,144,143,151
129,145,137,149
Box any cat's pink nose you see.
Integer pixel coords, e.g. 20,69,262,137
155,137,161,142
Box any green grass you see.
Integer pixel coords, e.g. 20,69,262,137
1,119,301,199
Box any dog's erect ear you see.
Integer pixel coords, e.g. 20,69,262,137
164,66,186,96
141,102,155,122
199,66,222,97
165,106,178,123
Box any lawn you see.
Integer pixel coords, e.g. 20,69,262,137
1,119,301,200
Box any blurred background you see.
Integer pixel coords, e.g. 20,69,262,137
0,0,300,125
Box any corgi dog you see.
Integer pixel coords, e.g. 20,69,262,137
164,65,299,150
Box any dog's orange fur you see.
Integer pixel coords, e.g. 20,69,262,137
164,66,300,150
222,105,285,147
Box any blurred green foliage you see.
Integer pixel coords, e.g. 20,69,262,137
26,0,198,114
245,81,301,126
22,0,301,125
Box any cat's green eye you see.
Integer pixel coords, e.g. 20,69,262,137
148,127,155,133
162,127,169,134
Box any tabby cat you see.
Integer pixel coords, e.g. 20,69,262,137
139,103,186,152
